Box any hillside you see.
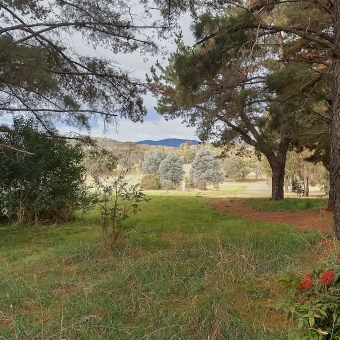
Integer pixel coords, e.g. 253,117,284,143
68,137,199,148
135,138,199,147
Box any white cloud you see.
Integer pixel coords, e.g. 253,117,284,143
65,115,198,142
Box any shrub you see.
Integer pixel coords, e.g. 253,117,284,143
291,178,304,196
140,174,162,190
0,118,94,224
277,253,340,339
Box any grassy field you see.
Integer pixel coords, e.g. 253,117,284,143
0,194,337,339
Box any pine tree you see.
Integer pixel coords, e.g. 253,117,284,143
160,0,340,238
0,0,176,146
148,10,294,200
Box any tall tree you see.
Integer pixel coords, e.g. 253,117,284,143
149,1,340,238
0,0,175,145
148,11,309,200
141,150,166,175
158,154,184,187
190,148,224,188
245,0,338,236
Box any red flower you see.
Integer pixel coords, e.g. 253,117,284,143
299,273,314,290
320,269,334,285
337,254,340,260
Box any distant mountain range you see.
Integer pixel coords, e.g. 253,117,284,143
68,137,200,148
135,138,200,147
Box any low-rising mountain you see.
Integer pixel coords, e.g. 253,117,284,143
135,138,199,147
68,137,199,148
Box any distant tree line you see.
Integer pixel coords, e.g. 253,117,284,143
81,141,329,195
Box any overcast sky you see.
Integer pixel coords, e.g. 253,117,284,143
70,14,198,143
80,57,198,142
5,8,198,143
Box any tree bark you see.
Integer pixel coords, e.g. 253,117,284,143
270,160,286,200
327,163,335,211
264,134,290,201
303,177,309,197
331,1,340,239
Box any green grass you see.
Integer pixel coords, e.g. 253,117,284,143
0,196,336,339
140,183,248,198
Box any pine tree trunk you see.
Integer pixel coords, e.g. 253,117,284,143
327,167,334,211
264,134,290,201
270,161,285,200
331,2,340,239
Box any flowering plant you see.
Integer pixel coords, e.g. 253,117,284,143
276,253,340,339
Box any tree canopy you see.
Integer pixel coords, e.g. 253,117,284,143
147,0,340,239
148,9,298,200
0,0,176,144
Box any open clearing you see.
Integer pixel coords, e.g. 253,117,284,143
0,180,337,340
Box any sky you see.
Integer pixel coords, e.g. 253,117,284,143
3,5,198,143
74,58,198,142
67,13,198,143
85,111,198,143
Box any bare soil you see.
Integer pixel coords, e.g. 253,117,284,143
210,198,333,232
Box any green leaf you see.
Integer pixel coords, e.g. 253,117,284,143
309,315,315,327
298,319,305,329
319,310,328,317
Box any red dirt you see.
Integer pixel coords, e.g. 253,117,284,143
209,198,333,232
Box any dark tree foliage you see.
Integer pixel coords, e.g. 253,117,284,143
0,0,175,144
148,0,332,202
0,118,93,224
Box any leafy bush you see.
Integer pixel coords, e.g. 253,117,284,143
140,174,162,190
0,118,94,224
277,254,340,339
291,178,304,196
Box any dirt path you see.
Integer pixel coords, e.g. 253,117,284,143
210,198,333,232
